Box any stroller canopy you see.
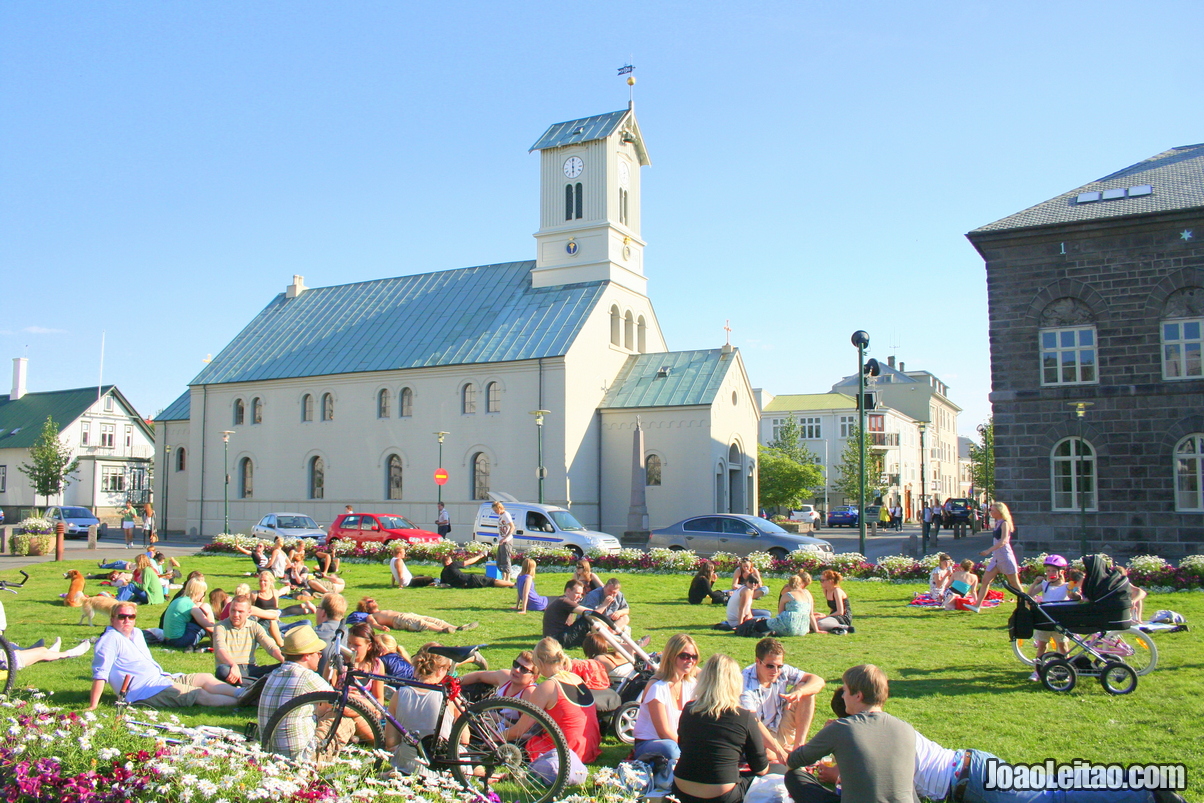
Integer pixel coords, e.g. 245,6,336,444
1081,554,1131,604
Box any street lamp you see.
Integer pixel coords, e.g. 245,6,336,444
220,431,235,535
164,444,173,540
433,432,449,504
917,421,928,552
530,410,551,504
1068,402,1094,558
851,331,870,555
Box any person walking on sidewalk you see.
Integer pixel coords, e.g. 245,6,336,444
121,501,138,549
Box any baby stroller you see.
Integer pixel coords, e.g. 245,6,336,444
581,610,660,744
1008,555,1149,695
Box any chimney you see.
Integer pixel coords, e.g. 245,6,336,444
899,361,905,373
11,357,27,400
286,275,307,299
887,355,896,368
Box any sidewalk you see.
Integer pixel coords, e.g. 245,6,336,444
815,522,998,564
0,530,212,572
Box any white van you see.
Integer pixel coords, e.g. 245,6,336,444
472,493,622,558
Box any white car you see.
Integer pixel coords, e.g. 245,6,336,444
250,513,326,542
472,494,621,558
788,505,820,526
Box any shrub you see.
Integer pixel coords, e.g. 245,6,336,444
11,532,54,556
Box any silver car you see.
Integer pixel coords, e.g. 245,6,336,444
44,506,103,539
250,513,326,542
648,513,833,560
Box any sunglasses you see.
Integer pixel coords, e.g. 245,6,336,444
677,653,699,662
114,613,137,621
512,661,535,673
761,662,784,671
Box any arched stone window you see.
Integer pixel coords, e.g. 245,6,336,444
378,389,390,419
233,399,245,426
1161,288,1204,380
486,382,501,413
1175,434,1204,511
472,452,490,500
387,454,403,501
1051,437,1095,511
646,454,662,486
238,457,253,499
637,315,647,353
321,393,334,421
309,456,325,500
610,306,621,346
176,447,186,472
399,387,413,417
1039,298,1097,386
251,398,262,424
462,383,477,415
301,394,314,422
624,311,634,350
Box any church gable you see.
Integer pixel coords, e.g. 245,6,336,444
600,349,739,409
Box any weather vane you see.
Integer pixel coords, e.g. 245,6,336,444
618,63,636,102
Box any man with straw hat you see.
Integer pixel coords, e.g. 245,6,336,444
258,624,356,760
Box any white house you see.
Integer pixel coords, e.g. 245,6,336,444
153,105,760,537
0,358,154,519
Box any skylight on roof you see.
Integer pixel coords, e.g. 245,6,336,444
1076,185,1154,204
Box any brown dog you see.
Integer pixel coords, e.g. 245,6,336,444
78,592,120,626
62,570,87,607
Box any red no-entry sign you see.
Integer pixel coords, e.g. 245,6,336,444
434,468,449,486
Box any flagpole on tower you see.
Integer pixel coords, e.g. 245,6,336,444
618,63,635,105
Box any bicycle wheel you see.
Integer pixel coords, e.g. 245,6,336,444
446,696,569,803
260,691,385,769
0,635,16,694
1099,628,1158,676
1098,661,1138,696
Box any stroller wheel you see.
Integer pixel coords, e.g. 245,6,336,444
1038,656,1077,693
1099,661,1138,695
613,700,640,745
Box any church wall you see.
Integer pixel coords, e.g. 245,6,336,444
707,352,762,515
153,419,190,535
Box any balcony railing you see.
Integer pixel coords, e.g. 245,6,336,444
868,432,900,447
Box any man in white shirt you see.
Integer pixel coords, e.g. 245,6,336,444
435,502,451,537
739,637,826,763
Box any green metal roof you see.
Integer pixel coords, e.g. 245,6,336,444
0,386,150,448
600,349,737,409
190,262,608,386
530,110,629,151
156,390,191,422
763,393,857,413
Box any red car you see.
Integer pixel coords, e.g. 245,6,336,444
325,513,441,547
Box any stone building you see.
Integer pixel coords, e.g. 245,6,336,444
967,143,1204,558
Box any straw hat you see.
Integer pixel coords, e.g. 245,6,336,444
282,625,326,656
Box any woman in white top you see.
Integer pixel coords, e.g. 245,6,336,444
492,501,515,580
632,633,701,786
385,648,459,775
389,544,436,588
929,553,954,598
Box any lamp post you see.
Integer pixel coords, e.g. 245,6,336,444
163,444,172,540
851,331,870,555
1068,402,1094,558
917,421,928,552
530,410,550,504
433,432,449,504
220,431,235,535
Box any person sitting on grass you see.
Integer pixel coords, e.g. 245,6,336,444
88,602,241,710
439,552,515,589
231,540,271,574
542,579,613,650
581,577,631,632
389,544,436,588
581,632,634,682
349,597,479,634
213,594,285,686
375,633,415,681
163,578,216,650
689,559,729,605
514,557,548,613
503,638,601,765
460,649,541,705
813,570,852,634
728,573,772,629
386,647,463,775
739,637,825,764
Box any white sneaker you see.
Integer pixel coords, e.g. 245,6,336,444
1028,671,1040,682
50,637,62,653
64,641,92,658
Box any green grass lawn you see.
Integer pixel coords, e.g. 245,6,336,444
4,556,1202,798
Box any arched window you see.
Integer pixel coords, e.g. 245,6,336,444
378,389,390,419
462,383,477,414
176,447,186,472
486,382,501,413
251,398,262,424
646,454,662,486
1051,437,1095,511
387,454,403,501
321,393,334,421
1175,434,1204,511
729,444,742,466
1162,314,1203,379
624,311,634,350
301,394,314,422
574,182,583,219
637,315,647,353
620,188,628,225
1039,298,1097,386
399,387,413,417
233,399,245,426
238,457,253,499
472,452,490,500
309,456,325,500
565,184,574,221
610,305,621,346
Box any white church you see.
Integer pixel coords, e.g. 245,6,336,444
154,104,761,538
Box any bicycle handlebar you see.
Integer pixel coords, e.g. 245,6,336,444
0,571,30,591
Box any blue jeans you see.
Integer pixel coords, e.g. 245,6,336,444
963,749,1154,803
99,561,131,570
164,620,204,649
279,620,310,634
633,738,679,794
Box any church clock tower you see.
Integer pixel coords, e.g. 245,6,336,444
529,104,651,294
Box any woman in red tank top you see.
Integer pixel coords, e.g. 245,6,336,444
505,637,601,763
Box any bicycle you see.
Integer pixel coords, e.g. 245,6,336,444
0,572,30,694
1012,626,1158,676
260,645,570,803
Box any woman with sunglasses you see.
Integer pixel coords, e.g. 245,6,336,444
504,638,601,764
461,650,541,704
632,633,701,788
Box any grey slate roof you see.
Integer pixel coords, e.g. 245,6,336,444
190,262,608,386
156,391,191,422
600,349,736,409
530,110,630,151
972,143,1204,233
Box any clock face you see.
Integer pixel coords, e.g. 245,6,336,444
618,161,630,188
563,156,584,179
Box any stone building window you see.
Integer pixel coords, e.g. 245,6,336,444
239,457,253,499
610,306,621,346
462,383,477,415
176,447,186,471
302,394,314,422
471,452,490,500
233,399,245,426
309,456,324,499
486,382,501,413
646,454,662,486
399,387,413,417
1051,437,1096,511
1175,435,1204,512
387,454,403,500
1040,326,1097,385
1162,319,1202,379
378,389,390,418
321,393,334,421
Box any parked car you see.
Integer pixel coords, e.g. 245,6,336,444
325,513,441,547
648,513,833,560
251,513,326,542
941,498,981,537
788,505,820,527
472,496,621,558
826,505,860,527
43,506,103,539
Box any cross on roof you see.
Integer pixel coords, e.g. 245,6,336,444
723,319,732,347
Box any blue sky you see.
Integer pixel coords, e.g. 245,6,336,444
3,2,1203,437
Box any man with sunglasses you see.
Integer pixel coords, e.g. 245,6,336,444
87,602,242,710
740,637,826,765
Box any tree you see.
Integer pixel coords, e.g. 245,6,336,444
970,418,995,503
17,416,80,508
831,426,885,504
757,414,825,509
